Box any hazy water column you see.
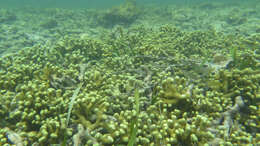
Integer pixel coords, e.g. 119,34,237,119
0,0,125,8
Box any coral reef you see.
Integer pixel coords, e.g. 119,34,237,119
96,0,140,27
225,8,247,26
39,18,58,29
0,25,259,145
0,9,16,23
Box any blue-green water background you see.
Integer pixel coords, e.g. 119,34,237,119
0,0,252,8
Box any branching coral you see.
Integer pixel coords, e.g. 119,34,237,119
0,25,259,145
160,77,191,104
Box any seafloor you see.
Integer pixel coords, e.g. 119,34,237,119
0,1,259,145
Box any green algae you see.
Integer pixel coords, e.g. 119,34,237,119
127,89,139,146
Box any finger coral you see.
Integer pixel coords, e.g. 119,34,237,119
0,25,259,145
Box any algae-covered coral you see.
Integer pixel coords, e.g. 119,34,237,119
0,25,259,145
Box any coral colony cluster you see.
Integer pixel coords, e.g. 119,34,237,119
0,25,259,145
0,0,260,145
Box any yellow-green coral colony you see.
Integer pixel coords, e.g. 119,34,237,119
0,24,259,145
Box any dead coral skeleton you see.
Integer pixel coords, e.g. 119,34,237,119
208,96,246,144
5,127,24,146
50,63,88,90
72,124,98,146
50,74,77,90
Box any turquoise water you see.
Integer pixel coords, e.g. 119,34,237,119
0,0,124,8
0,0,253,8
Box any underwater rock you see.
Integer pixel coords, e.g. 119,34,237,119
97,1,140,27
40,19,58,29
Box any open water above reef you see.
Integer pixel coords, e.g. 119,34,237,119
0,0,259,8
0,0,259,145
0,0,259,55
